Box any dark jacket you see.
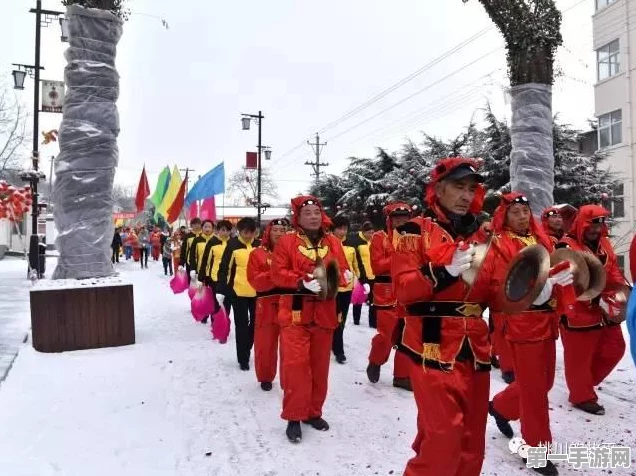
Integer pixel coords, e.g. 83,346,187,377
112,232,122,249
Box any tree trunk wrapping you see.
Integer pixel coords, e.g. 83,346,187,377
53,5,123,279
509,83,554,216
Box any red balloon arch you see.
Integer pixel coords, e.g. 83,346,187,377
0,180,33,222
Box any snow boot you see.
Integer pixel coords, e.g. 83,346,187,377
240,363,250,371
366,363,381,383
502,371,515,384
393,377,413,391
488,401,513,438
286,421,302,443
303,417,329,431
336,354,346,364
573,401,605,415
260,382,273,391
523,459,558,475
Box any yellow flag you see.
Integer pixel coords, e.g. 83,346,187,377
157,166,183,218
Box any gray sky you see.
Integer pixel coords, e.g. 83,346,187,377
4,0,594,206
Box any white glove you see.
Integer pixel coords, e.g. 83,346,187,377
303,275,322,294
551,269,574,287
363,283,371,294
344,270,353,285
533,268,574,306
216,294,225,305
197,282,203,290
177,266,184,272
444,243,475,277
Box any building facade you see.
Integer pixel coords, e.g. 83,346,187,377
593,0,635,278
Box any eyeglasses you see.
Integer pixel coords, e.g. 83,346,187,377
300,199,318,207
507,195,529,205
590,217,606,224
544,210,559,217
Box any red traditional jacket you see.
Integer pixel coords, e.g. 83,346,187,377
370,229,398,308
391,208,498,371
271,230,350,329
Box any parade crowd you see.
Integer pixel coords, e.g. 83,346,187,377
114,157,629,476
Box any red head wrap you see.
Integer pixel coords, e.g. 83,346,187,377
492,192,553,249
261,218,289,249
569,205,610,243
383,202,412,230
425,157,485,215
290,195,332,230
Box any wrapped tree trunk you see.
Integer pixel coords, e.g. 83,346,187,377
53,4,123,279
464,0,562,215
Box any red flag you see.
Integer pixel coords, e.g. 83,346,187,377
246,152,257,169
166,179,187,224
199,197,216,221
134,166,150,212
187,201,199,221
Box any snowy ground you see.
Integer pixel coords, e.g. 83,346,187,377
0,256,634,476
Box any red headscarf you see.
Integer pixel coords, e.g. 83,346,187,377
492,192,553,249
569,204,610,243
383,202,412,231
425,157,486,215
290,195,332,229
261,218,289,250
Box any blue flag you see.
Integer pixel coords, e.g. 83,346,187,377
185,162,225,205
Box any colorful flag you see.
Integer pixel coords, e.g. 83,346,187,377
134,166,150,212
157,166,183,218
149,166,171,208
185,162,225,205
187,201,199,221
199,197,216,221
166,177,187,224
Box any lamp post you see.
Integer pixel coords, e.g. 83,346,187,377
12,1,64,278
241,111,272,229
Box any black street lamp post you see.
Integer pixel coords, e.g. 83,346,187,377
241,111,272,230
12,1,65,278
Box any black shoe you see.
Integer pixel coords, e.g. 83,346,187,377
523,458,558,475
353,321,360,325
488,401,514,438
573,401,605,415
240,363,250,371
502,371,515,384
260,382,273,391
286,421,302,443
366,363,381,383
336,355,346,364
302,417,329,431
393,377,413,391
491,356,500,369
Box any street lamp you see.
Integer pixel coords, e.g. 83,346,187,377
12,1,64,279
264,147,272,161
59,17,69,42
241,116,251,131
241,111,267,229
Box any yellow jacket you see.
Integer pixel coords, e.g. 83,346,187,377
338,237,359,292
180,231,200,268
344,231,375,283
190,233,215,273
197,235,230,283
218,235,261,297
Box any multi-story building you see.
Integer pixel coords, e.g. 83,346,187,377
593,0,634,278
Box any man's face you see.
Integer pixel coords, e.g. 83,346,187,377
333,226,348,240
298,204,322,231
192,223,202,233
505,204,531,235
391,215,409,228
547,214,563,232
269,225,286,245
435,177,478,215
202,222,214,235
584,223,602,242
217,227,231,239
239,229,255,241
362,229,374,241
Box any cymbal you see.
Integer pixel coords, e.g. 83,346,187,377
461,242,490,286
578,252,606,301
550,248,589,296
498,244,550,314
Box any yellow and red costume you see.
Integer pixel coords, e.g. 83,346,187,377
489,193,560,448
271,196,350,422
556,205,626,406
368,202,413,383
247,219,288,387
392,158,498,476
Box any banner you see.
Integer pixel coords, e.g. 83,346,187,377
41,80,65,113
246,152,257,169
113,212,136,219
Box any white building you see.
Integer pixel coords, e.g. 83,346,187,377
593,0,636,276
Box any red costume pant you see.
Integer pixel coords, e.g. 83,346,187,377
368,309,410,379
492,339,556,446
254,300,280,384
405,361,489,476
491,314,513,373
151,245,160,260
280,325,333,421
560,325,625,404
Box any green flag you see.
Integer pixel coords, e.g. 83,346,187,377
150,166,171,208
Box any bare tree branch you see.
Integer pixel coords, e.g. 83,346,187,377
227,167,279,206
0,85,29,178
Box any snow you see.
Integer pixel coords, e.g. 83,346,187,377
30,274,130,291
0,257,634,475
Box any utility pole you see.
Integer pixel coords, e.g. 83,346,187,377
305,133,328,184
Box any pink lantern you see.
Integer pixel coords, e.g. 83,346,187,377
191,286,214,321
169,269,189,294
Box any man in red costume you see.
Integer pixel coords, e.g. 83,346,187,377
392,158,496,476
488,193,572,476
367,202,414,391
542,207,564,245
556,205,626,415
271,195,351,443
247,218,290,392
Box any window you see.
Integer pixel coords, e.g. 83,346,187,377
598,110,622,148
597,39,620,81
596,0,617,11
611,183,625,218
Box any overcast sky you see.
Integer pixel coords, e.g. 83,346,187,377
4,0,594,206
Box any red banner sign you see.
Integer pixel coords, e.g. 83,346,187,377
246,152,257,169
113,212,136,219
